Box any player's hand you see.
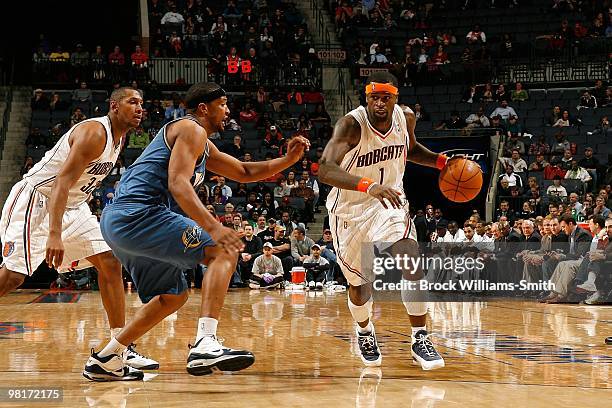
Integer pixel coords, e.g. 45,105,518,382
45,233,65,269
210,224,245,254
285,136,311,162
367,183,403,209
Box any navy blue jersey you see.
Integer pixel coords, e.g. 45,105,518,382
113,115,209,212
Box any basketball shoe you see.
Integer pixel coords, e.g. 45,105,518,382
83,349,144,382
411,330,445,370
186,335,255,376
356,325,382,366
123,344,159,370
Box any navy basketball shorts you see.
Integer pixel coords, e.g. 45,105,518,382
100,204,214,303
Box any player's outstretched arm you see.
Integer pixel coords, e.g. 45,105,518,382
168,123,244,253
319,116,402,209
206,136,310,182
46,122,107,268
404,110,447,169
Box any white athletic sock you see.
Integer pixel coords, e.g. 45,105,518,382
197,317,218,342
110,327,123,339
411,326,427,339
99,337,128,358
357,321,374,334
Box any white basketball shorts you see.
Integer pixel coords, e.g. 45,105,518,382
0,180,110,275
330,207,417,287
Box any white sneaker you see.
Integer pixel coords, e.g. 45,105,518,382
83,350,144,382
585,291,606,305
308,281,316,290
186,335,255,376
123,344,159,370
249,282,260,289
576,280,597,293
315,282,324,291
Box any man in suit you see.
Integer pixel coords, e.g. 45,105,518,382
515,219,541,287
522,217,552,284
493,220,521,285
542,214,593,303
495,200,516,224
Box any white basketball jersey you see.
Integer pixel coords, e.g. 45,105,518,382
326,104,410,222
23,116,121,208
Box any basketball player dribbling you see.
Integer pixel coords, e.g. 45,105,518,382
83,82,309,381
0,88,157,370
319,72,451,370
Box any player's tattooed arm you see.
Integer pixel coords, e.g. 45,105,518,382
318,115,363,190
404,111,440,168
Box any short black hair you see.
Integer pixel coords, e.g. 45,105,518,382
185,82,226,109
110,87,138,102
559,214,576,225
366,71,398,87
592,215,606,229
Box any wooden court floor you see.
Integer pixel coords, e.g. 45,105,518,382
0,288,610,407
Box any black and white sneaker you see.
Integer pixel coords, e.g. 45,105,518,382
83,349,144,382
411,330,445,370
124,343,159,370
186,335,255,376
356,326,382,367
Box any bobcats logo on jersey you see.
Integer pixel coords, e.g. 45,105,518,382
356,144,405,168
3,242,15,257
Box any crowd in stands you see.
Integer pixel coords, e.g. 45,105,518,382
330,0,611,86
410,199,612,305
21,1,611,301
33,1,322,88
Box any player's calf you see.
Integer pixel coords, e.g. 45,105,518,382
0,267,25,297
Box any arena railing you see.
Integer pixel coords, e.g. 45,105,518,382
485,131,504,223
337,67,355,115
32,58,324,90
309,0,331,49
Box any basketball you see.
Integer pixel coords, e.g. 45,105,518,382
439,158,483,203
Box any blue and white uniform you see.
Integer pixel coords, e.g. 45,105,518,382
101,115,213,303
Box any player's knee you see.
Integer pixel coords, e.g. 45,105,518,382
349,283,372,305
159,291,188,313
201,246,239,267
0,269,25,296
390,239,424,281
94,253,122,277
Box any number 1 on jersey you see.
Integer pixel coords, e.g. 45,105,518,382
379,168,384,184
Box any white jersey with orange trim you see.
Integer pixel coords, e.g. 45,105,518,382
23,116,121,208
326,104,410,223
